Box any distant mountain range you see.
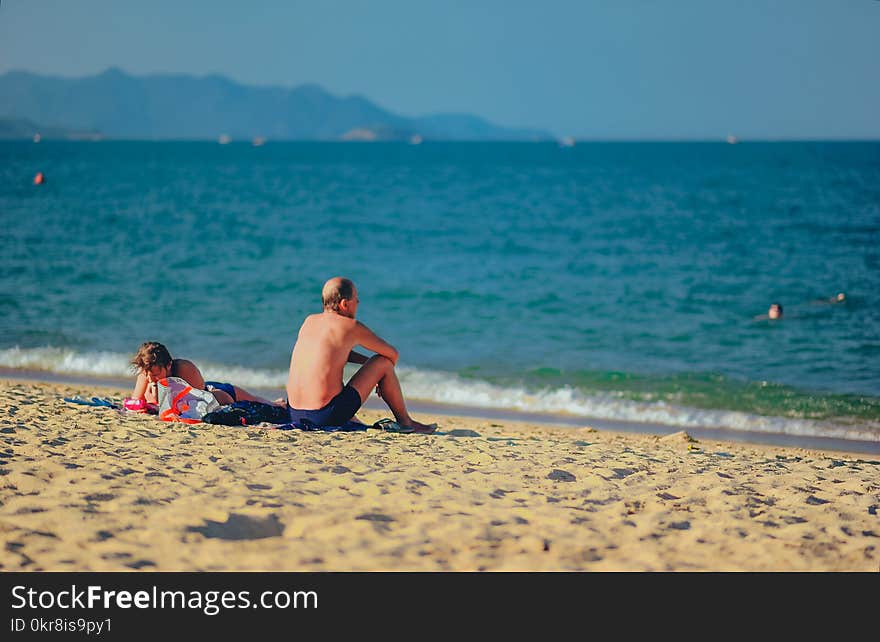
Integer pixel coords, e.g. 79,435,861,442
0,68,552,142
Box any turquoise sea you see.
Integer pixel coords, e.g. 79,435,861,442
1,141,878,451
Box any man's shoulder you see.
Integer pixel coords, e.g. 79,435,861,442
300,312,329,328
300,312,357,333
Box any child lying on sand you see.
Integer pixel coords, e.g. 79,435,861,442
129,341,277,409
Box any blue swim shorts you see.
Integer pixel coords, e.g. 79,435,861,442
287,384,363,427
206,381,236,402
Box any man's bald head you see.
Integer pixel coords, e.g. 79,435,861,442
322,277,356,313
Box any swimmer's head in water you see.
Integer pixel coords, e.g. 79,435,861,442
835,292,846,302
768,303,783,319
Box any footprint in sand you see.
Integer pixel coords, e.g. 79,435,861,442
188,513,285,540
355,513,394,533
448,429,481,438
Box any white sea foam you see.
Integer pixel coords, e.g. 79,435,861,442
0,346,135,378
2,347,877,443
198,363,288,389
392,366,880,443
0,346,288,389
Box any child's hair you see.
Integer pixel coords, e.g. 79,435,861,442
131,341,173,373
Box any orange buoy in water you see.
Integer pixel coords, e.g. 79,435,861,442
33,172,45,185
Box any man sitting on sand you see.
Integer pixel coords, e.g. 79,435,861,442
286,277,437,433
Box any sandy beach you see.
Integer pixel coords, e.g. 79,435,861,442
0,378,878,572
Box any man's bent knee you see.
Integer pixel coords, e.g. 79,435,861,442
349,355,395,402
367,355,394,371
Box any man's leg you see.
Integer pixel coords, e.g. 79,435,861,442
231,385,279,406
347,356,436,433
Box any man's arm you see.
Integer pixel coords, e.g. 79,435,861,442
353,321,399,365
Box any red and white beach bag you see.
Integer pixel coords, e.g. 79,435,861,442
156,376,221,424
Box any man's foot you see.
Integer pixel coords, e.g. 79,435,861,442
409,420,438,434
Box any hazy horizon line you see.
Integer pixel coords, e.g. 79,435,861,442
6,136,880,144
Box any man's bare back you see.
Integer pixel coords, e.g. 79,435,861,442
286,312,380,408
284,277,436,433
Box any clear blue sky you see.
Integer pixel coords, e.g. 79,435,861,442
1,0,878,139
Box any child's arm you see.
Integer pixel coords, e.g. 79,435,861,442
132,371,149,400
127,371,158,410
